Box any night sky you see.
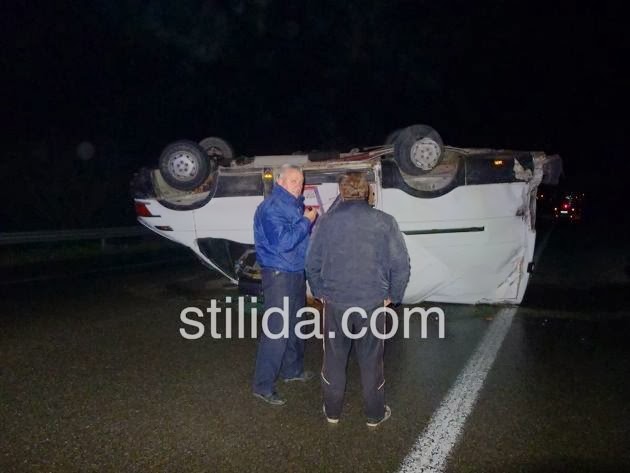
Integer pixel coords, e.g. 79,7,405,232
2,0,627,230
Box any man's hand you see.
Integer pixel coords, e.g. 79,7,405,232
304,207,317,223
384,298,392,306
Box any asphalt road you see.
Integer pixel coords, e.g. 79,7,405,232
1,222,629,472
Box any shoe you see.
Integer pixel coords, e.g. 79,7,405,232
323,404,340,424
366,405,391,428
282,370,315,383
253,391,286,406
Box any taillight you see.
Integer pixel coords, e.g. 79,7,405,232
135,201,156,217
562,203,570,209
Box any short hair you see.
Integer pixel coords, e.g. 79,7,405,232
339,172,369,201
277,163,303,180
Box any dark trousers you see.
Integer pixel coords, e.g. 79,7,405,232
253,268,306,395
321,302,386,420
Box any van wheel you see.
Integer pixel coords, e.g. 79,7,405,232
199,136,234,167
394,125,444,175
158,140,214,191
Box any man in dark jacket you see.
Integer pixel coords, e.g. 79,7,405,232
306,172,410,427
253,164,317,406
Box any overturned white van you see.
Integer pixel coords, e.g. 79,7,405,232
131,125,562,305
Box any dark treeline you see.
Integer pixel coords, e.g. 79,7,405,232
1,1,624,229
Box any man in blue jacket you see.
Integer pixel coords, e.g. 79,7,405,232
306,172,410,427
253,164,317,406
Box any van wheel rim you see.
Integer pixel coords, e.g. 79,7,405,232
168,152,198,181
410,138,441,170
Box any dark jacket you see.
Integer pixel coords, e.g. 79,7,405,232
306,200,410,308
254,184,311,272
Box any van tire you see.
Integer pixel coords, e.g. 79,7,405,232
158,140,214,191
199,136,234,167
394,125,444,175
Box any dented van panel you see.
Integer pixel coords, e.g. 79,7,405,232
132,137,562,305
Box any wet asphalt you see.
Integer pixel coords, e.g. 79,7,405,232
1,221,629,472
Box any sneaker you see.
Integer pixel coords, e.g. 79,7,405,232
282,370,315,383
366,405,391,428
253,391,286,406
322,404,340,424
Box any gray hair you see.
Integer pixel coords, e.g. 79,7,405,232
277,163,303,180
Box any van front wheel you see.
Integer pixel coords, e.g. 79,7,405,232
158,140,214,191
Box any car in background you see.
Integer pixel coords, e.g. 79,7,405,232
131,124,562,305
554,191,585,222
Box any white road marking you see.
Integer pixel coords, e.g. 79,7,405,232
398,306,517,473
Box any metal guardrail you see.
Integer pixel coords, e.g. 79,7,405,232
0,226,152,246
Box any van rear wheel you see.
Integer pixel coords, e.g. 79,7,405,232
393,125,444,175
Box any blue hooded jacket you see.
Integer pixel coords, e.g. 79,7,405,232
254,184,311,272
